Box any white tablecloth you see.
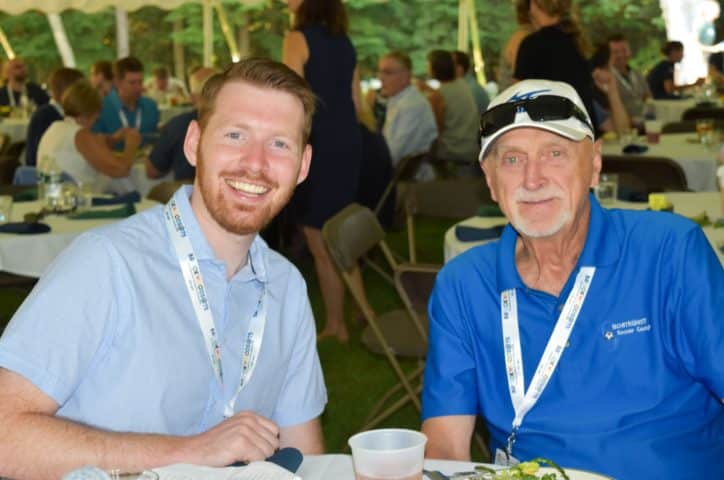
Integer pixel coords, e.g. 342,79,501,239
297,454,609,480
443,192,723,265
159,105,192,125
0,199,158,277
650,98,697,125
0,117,29,143
601,133,719,191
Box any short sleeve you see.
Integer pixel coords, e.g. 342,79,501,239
668,227,724,397
421,268,480,420
0,233,123,405
270,271,327,427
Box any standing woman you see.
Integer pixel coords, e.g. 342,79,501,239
283,0,364,342
514,0,596,128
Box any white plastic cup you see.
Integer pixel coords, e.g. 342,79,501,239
348,429,427,480
644,120,662,144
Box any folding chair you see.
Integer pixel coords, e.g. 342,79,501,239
373,152,430,218
322,203,434,430
403,177,493,263
601,155,688,198
681,106,724,121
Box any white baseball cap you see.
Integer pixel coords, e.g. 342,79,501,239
478,79,594,161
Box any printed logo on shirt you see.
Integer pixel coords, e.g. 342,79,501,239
606,317,651,339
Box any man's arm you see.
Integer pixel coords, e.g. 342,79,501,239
0,368,281,479
422,415,476,460
279,418,324,454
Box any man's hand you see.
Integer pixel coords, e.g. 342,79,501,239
182,412,280,467
123,128,142,151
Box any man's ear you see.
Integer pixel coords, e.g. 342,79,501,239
296,144,312,185
480,157,498,203
590,138,603,188
184,120,201,167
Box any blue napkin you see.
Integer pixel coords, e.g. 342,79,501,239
455,224,505,242
228,447,303,472
91,191,141,206
0,222,51,234
622,144,648,154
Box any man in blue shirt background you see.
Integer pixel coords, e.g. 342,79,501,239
92,56,160,147
422,79,723,479
0,58,325,478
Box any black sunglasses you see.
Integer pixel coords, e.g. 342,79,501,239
480,95,593,138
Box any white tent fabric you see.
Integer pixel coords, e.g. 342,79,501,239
0,0,263,15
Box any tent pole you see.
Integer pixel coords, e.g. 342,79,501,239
213,0,240,62
47,13,76,67
115,7,130,59
467,0,486,84
457,0,468,51
0,27,15,60
203,0,213,67
173,18,186,84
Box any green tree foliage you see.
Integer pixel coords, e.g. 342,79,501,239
0,0,669,85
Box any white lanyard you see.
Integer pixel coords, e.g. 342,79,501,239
613,68,637,95
118,108,142,129
500,266,596,460
164,198,268,418
6,85,20,107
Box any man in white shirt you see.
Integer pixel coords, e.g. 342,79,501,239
376,51,438,167
145,66,190,106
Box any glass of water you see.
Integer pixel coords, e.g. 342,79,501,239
0,195,12,223
595,174,618,206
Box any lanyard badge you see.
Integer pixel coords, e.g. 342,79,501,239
499,266,596,463
164,198,268,418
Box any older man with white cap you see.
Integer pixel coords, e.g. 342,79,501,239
421,79,723,479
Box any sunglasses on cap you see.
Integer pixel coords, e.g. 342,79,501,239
479,95,593,138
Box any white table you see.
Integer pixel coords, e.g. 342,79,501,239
0,199,158,277
297,454,609,480
601,133,719,191
159,105,192,125
443,192,724,265
650,98,697,124
105,162,173,197
0,117,29,143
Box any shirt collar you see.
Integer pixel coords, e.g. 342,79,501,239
387,84,415,106
169,185,268,284
496,192,621,293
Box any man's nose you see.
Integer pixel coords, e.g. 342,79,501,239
522,158,546,190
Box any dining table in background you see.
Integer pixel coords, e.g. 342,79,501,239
158,104,193,125
0,117,30,143
601,133,720,192
650,98,697,125
443,192,723,265
0,199,158,278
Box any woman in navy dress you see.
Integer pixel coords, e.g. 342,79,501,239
284,0,365,342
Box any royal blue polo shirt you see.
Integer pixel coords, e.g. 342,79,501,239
423,194,724,479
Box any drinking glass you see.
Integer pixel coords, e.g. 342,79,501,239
696,118,714,145
349,429,427,480
644,120,662,144
595,174,618,206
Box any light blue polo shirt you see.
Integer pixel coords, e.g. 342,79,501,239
423,194,724,479
0,186,327,434
92,88,160,146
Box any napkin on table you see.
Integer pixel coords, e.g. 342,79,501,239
68,203,136,220
455,224,505,242
92,190,141,206
0,222,51,234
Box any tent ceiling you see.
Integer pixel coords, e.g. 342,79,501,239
0,0,263,15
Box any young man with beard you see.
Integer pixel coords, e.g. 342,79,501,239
421,79,723,479
0,58,326,479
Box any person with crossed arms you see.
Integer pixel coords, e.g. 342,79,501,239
0,58,326,479
421,79,723,479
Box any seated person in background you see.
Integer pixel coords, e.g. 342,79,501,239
37,80,140,191
25,67,84,167
92,56,160,146
451,50,489,113
144,66,190,105
647,40,705,99
146,67,217,181
0,58,326,478
0,57,50,109
590,43,631,137
607,33,651,126
421,79,723,479
426,50,480,174
375,51,437,167
90,60,114,97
